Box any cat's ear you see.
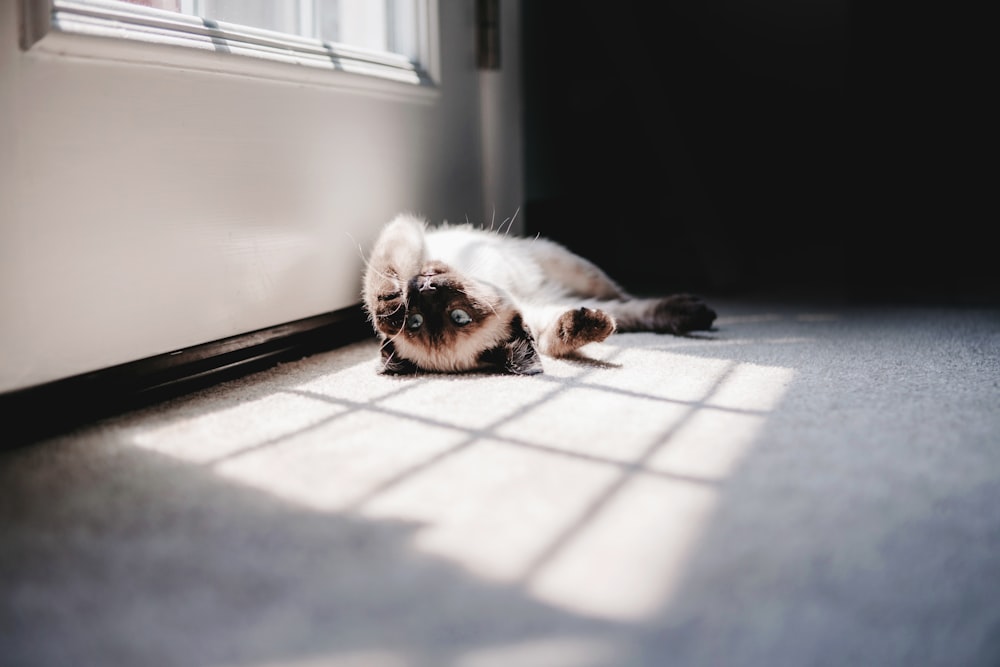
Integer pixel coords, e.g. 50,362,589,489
479,315,543,375
378,339,420,375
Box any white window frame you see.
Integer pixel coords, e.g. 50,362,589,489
19,0,440,99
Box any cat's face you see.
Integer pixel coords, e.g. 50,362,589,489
369,261,542,375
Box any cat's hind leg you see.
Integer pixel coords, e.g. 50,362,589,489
599,294,717,334
523,237,631,300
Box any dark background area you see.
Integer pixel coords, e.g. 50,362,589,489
521,2,994,304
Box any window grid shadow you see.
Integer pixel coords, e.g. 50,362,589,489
197,349,749,589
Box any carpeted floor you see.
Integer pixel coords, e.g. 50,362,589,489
2,297,999,667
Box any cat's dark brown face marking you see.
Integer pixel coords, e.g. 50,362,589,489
372,261,541,375
372,262,489,341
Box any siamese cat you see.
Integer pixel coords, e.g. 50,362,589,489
362,213,716,375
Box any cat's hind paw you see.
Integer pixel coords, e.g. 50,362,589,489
543,307,616,357
653,294,717,334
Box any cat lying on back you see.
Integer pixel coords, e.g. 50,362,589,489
362,213,716,375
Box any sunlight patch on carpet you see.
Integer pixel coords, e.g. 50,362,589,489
129,392,345,464
361,438,624,582
122,340,795,624
527,472,717,621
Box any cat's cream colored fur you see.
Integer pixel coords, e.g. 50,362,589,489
362,213,716,375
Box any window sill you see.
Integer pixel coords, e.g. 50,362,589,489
24,0,440,102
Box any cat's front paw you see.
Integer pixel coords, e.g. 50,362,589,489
653,294,717,334
543,307,616,356
365,273,407,336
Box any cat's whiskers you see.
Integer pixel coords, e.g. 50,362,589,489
384,301,406,317
352,241,386,279
381,340,410,374
357,254,397,284
348,231,378,272
459,283,499,319
386,328,407,348
350,230,410,290
500,206,520,236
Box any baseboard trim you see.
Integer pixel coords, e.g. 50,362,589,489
1,305,373,449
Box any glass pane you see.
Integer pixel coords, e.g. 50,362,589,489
196,1,299,36
120,0,182,9
113,0,421,62
316,0,419,61
387,0,420,61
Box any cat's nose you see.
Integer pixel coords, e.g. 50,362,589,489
417,276,436,292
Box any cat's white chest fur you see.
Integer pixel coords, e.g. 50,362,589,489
423,226,551,301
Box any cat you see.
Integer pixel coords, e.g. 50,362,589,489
361,212,717,375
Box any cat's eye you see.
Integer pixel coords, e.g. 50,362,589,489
450,309,472,326
406,313,424,330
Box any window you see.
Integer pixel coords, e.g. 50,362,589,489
119,0,421,61
24,0,435,87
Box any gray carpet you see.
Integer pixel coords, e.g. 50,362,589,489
3,297,999,667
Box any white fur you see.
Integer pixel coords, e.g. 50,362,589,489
362,213,715,373
420,218,631,340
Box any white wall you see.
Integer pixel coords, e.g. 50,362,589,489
0,0,523,394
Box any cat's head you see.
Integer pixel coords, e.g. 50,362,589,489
368,260,542,376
